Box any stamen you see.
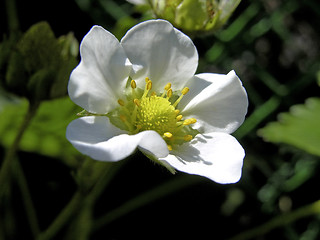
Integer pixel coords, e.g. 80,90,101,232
131,80,137,98
161,83,172,97
142,78,152,98
146,80,152,90
133,98,140,106
166,88,173,99
131,99,140,123
176,115,183,121
164,83,171,91
118,99,125,106
163,132,173,138
183,118,197,125
172,87,189,108
113,77,198,152
131,80,137,89
184,135,193,141
181,87,189,95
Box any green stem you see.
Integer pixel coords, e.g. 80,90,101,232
36,161,123,240
227,199,320,240
93,175,202,231
234,96,280,139
12,158,40,237
5,0,20,41
0,102,39,199
86,161,123,205
36,191,83,240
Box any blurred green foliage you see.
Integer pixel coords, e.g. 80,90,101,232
0,0,320,239
0,97,80,164
1,21,79,103
259,98,320,157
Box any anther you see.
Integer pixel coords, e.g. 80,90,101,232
118,99,125,106
133,98,140,106
173,86,189,108
181,87,189,95
142,78,152,98
164,83,171,91
174,109,180,115
183,118,197,125
163,132,173,138
167,88,173,99
176,115,183,121
167,145,173,151
131,79,137,89
184,135,193,141
146,80,152,90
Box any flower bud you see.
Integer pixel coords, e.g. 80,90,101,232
148,0,241,34
0,21,78,103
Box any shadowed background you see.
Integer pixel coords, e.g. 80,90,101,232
1,0,320,239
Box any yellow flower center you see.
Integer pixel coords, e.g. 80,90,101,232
108,77,199,151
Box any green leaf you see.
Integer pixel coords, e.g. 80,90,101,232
0,97,82,167
258,98,320,157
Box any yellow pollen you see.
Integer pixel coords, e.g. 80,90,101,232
183,118,197,125
111,78,199,151
163,132,173,138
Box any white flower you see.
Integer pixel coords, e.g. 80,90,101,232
66,19,248,184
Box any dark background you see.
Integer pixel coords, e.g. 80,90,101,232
1,0,320,239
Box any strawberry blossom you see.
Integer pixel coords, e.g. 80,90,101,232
66,20,248,183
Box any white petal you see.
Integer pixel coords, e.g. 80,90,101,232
126,0,146,4
66,116,168,161
138,133,169,158
181,70,248,134
68,26,131,114
159,132,245,184
121,19,198,91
